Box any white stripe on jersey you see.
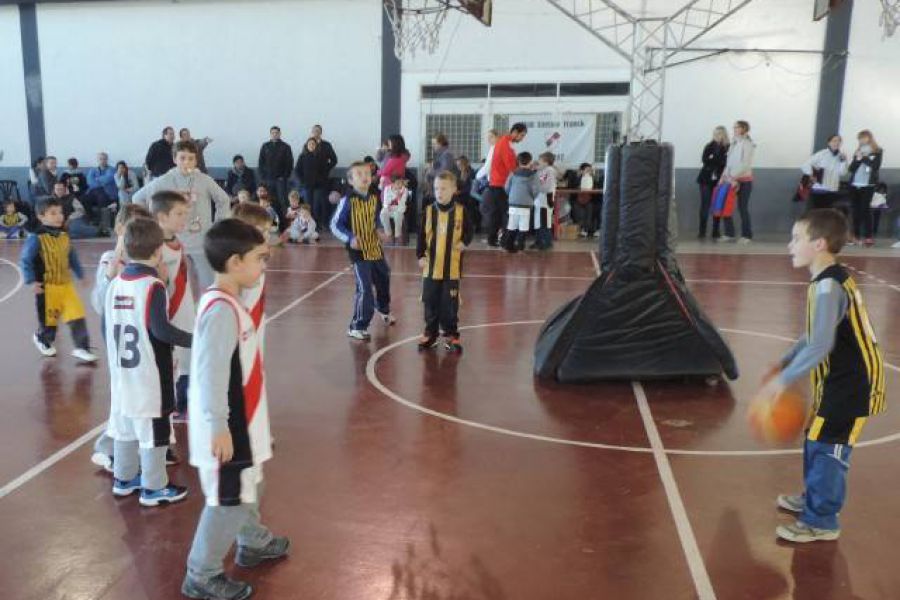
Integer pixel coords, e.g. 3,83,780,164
161,239,195,330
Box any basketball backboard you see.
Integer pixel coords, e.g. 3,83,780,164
460,0,492,27
813,0,845,21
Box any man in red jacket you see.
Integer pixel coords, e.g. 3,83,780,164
483,123,527,246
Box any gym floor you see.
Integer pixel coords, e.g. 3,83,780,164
0,239,898,599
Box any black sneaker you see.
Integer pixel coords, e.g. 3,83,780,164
235,536,291,568
417,334,438,350
444,336,463,353
166,448,179,466
181,573,252,600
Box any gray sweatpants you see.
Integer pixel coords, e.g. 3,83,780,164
186,482,273,582
187,248,215,291
93,432,114,457
113,440,168,491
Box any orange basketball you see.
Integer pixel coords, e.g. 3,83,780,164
747,387,808,445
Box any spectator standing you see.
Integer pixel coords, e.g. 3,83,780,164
115,161,140,205
847,129,883,246
144,126,176,179
295,138,331,230
310,124,338,182
696,126,729,239
483,123,528,247
717,120,756,243
226,155,257,197
801,135,849,211
426,133,456,192
179,128,212,173
475,129,500,189
258,126,294,217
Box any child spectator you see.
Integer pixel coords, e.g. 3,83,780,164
416,171,473,352
149,191,196,418
235,188,253,206
379,176,409,244
60,157,87,198
20,198,97,363
1,200,27,239
455,156,479,232
287,203,318,244
576,163,598,238
103,217,192,507
257,187,280,233
331,160,395,340
88,203,152,473
762,209,885,542
182,219,289,600
531,152,557,250
504,152,539,253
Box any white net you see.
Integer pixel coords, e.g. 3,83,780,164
881,0,900,37
383,0,451,59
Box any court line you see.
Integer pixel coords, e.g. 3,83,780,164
0,258,24,304
0,269,348,502
633,382,716,600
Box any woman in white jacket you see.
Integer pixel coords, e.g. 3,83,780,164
718,120,756,243
801,135,848,210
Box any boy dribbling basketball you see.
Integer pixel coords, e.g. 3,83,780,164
761,209,885,542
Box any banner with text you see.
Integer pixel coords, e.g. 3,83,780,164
508,113,597,166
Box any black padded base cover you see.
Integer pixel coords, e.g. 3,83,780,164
534,142,738,383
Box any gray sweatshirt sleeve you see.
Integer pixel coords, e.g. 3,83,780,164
206,177,232,221
195,302,238,436
131,175,160,206
90,251,114,315
779,279,847,386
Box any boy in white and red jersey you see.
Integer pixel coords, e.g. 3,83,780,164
182,219,288,600
149,190,195,418
231,202,272,341
103,218,192,506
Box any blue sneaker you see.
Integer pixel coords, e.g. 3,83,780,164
139,483,188,507
112,474,142,496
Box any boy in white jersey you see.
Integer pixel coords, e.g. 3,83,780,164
149,191,195,418
89,204,151,472
103,218,193,506
182,219,289,600
232,202,271,336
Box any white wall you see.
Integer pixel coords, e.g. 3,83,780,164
842,0,900,168
0,5,30,167
36,0,382,170
400,0,827,170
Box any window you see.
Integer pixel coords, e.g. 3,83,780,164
595,112,623,161
424,114,483,163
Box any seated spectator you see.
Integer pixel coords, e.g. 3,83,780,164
380,176,409,244
258,192,280,233
59,158,87,197
29,156,44,190
35,156,59,199
85,152,118,214
226,155,257,196
50,181,76,218
364,156,380,197
284,192,318,243
114,161,140,204
1,200,28,239
67,195,103,239
235,188,253,206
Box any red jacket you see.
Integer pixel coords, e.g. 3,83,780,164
489,135,517,187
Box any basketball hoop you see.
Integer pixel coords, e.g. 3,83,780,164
383,0,492,59
881,0,900,37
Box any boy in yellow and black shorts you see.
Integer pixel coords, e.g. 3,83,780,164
762,209,885,543
20,198,97,363
416,170,473,353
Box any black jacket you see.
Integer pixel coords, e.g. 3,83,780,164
258,140,294,181
315,140,338,179
295,151,327,189
848,149,883,186
226,167,257,196
696,141,728,184
145,139,175,177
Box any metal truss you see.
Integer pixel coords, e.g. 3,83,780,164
546,0,755,140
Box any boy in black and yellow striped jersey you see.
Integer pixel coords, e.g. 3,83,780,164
331,161,395,340
762,209,885,543
416,171,474,352
20,198,97,363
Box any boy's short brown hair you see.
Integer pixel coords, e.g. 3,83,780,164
36,197,63,216
347,161,370,181
205,219,266,273
232,201,272,229
125,217,165,260
115,203,151,228
174,140,198,156
538,152,555,166
149,190,189,216
435,170,458,186
796,208,848,254
517,151,533,166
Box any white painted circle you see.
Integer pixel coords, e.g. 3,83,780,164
365,321,900,457
0,258,24,304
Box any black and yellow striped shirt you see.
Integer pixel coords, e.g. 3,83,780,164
36,228,74,285
417,200,473,281
332,190,383,262
807,265,885,438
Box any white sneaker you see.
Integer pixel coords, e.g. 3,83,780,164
347,329,370,341
891,241,900,249
33,334,56,357
91,452,114,473
738,237,752,244
72,348,98,363
578,230,588,238
716,235,733,243
378,312,396,326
